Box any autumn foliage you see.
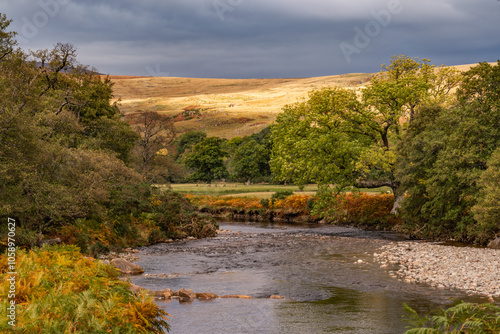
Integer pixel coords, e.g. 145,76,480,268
332,193,396,225
0,245,169,333
186,192,397,226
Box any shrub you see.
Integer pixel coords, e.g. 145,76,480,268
153,191,218,239
271,190,294,203
312,192,398,227
186,194,263,210
0,245,169,333
272,194,313,215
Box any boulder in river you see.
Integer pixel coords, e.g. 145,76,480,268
152,289,174,299
174,288,197,300
196,292,218,299
487,237,500,249
269,295,285,299
110,258,144,275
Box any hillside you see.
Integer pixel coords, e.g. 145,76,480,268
110,63,485,139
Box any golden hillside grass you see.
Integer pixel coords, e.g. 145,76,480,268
110,63,489,139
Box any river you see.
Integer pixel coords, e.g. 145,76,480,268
131,221,484,333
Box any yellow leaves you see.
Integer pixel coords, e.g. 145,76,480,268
271,194,312,214
149,194,162,207
0,245,169,333
186,194,263,210
155,148,168,156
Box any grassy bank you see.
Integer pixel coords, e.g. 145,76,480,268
185,192,400,229
165,183,391,198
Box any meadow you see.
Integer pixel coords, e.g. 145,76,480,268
163,183,391,198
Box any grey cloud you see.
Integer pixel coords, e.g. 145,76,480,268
1,0,498,78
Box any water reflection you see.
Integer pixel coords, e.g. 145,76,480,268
133,221,485,333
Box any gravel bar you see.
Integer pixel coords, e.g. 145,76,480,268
374,241,500,298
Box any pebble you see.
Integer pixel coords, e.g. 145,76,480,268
374,242,500,298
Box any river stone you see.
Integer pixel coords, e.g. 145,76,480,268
152,289,173,299
111,258,144,275
269,295,285,299
175,288,196,299
220,295,253,299
487,237,500,249
196,292,218,299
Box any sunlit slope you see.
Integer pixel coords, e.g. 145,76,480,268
110,63,489,139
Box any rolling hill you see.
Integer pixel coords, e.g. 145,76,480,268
109,63,485,139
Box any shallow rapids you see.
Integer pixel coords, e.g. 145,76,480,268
131,221,487,333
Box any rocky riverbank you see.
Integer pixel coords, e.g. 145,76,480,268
374,241,500,300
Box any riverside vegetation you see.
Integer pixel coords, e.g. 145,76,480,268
1,10,500,333
0,14,216,332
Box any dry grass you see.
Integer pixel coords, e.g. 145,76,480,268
111,74,373,138
110,63,491,139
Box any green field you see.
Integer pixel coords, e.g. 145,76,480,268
160,183,392,198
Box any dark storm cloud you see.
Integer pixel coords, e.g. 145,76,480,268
1,0,499,78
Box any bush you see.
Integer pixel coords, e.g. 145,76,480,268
312,191,398,227
0,245,169,333
152,191,218,239
186,194,263,210
271,190,294,202
404,301,500,333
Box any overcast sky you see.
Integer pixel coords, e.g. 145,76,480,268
1,0,499,78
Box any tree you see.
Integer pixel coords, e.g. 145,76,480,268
183,137,229,182
271,87,369,188
231,139,268,184
271,55,460,213
397,61,500,243
174,130,207,159
228,127,272,184
0,15,142,233
472,148,500,243
131,110,176,182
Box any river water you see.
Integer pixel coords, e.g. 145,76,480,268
131,221,485,333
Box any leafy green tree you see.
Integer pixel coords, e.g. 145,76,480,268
397,61,500,243
472,148,500,243
231,139,268,184
271,55,460,213
228,127,272,184
174,130,207,159
271,87,368,188
184,137,229,182
0,15,142,233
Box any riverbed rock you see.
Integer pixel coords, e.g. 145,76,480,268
487,237,500,249
152,289,174,299
269,295,285,299
196,292,218,299
110,259,144,275
174,288,196,300
220,295,253,299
